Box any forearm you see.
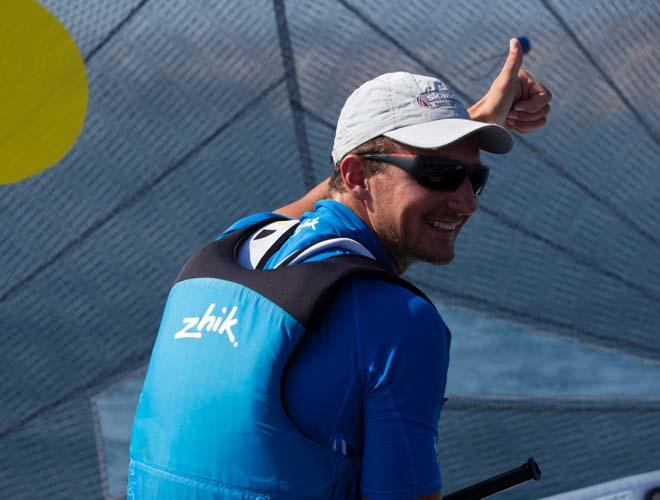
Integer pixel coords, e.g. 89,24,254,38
274,177,330,218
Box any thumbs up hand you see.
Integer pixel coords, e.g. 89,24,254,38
468,38,552,134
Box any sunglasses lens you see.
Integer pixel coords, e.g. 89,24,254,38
468,167,489,195
368,155,490,195
415,160,489,194
418,169,464,191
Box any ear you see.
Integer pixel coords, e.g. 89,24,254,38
338,154,371,201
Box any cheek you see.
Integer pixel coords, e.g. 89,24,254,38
392,191,434,242
369,176,398,210
369,181,404,235
371,174,430,230
396,185,434,219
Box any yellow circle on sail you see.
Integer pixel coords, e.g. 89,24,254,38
0,1,88,184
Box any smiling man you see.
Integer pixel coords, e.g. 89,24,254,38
129,40,551,499
331,135,483,273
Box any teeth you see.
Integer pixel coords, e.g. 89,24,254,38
429,221,458,230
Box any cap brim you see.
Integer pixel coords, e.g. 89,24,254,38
383,118,513,154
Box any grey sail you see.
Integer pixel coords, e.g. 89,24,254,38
1,1,659,498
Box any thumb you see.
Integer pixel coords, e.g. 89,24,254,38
499,38,523,81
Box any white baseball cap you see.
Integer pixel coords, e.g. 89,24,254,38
331,72,513,164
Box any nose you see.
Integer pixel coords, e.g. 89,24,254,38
447,177,478,215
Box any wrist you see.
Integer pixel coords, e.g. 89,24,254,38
468,97,492,124
469,96,512,129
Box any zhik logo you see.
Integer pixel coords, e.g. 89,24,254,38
294,216,319,235
174,303,239,347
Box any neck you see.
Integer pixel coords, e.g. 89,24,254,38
331,192,407,275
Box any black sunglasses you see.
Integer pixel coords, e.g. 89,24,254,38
359,154,490,195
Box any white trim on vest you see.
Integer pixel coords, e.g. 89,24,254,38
275,237,376,268
237,219,300,269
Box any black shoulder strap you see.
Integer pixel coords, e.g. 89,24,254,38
176,219,432,327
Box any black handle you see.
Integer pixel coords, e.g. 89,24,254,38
444,457,542,500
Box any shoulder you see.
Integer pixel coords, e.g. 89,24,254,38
327,275,450,361
340,276,445,330
214,212,290,241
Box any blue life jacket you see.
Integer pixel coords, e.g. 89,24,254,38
128,216,431,499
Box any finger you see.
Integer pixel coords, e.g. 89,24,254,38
507,104,550,122
513,90,552,113
518,69,531,101
506,116,547,133
498,38,523,82
530,78,552,103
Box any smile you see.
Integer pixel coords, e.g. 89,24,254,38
428,220,460,231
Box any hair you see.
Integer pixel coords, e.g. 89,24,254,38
328,136,399,194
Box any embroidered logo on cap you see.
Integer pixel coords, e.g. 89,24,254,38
416,89,460,108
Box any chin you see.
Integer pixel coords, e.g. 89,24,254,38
410,251,455,267
424,244,456,265
428,255,454,265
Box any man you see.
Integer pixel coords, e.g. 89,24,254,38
129,39,551,499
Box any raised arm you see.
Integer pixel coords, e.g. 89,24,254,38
275,38,551,218
274,177,330,218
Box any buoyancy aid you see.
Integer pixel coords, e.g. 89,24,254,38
128,216,431,499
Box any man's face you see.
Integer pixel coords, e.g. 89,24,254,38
363,136,481,272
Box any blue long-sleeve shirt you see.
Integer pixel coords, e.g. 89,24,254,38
222,200,451,498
